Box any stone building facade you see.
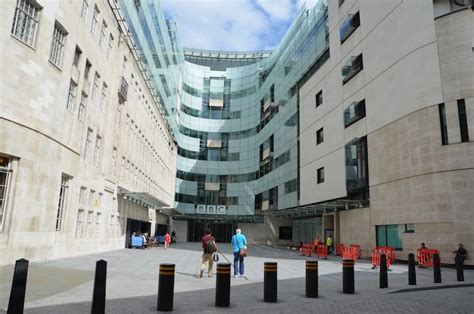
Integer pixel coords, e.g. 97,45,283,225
299,0,473,265
0,0,176,265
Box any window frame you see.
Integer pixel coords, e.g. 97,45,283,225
55,174,72,231
315,90,323,108
49,21,68,68
316,127,324,145
66,80,77,111
317,167,325,184
10,0,42,48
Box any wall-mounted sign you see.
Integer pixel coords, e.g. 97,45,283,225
196,205,226,215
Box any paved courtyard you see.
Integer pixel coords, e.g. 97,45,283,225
1,243,473,313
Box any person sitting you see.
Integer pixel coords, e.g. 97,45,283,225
453,243,467,266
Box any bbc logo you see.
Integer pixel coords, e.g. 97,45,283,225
196,205,226,215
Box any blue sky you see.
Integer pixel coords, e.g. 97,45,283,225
161,0,318,51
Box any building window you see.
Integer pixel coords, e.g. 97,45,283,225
91,72,100,104
66,80,77,111
49,22,68,68
106,34,114,61
111,147,117,176
317,167,325,184
114,101,123,130
342,54,363,84
98,192,103,209
95,212,101,237
438,103,448,145
94,135,102,166
345,136,368,192
376,225,403,250
99,21,107,47
457,99,470,143
84,59,92,80
0,156,13,230
88,189,95,207
90,5,99,36
99,82,108,112
316,128,324,145
315,90,323,108
344,99,366,127
56,174,71,231
73,45,82,67
340,12,360,43
75,209,84,238
284,179,297,194
79,186,87,204
11,0,41,47
81,0,89,20
78,92,87,121
86,211,93,238
84,128,93,161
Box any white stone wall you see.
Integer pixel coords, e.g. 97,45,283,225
0,0,177,265
299,2,473,264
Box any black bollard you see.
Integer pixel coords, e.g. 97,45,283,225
215,263,231,307
91,259,107,314
342,259,354,294
7,258,29,314
433,253,441,283
455,257,464,282
264,262,277,303
379,254,388,288
408,253,416,285
305,260,318,298
157,264,175,311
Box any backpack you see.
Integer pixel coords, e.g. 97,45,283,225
205,239,217,254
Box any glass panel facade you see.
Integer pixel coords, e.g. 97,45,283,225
120,0,330,218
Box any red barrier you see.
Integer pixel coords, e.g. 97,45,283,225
350,245,361,259
316,244,328,259
417,248,440,267
301,243,313,257
335,244,345,256
371,247,395,269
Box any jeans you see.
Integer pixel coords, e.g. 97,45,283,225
233,251,244,275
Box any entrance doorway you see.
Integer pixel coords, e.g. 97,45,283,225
125,218,151,248
187,221,236,243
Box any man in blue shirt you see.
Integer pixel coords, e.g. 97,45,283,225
231,228,247,278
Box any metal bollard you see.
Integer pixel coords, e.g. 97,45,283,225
408,253,416,285
157,264,175,311
433,253,441,283
91,259,107,314
305,260,318,298
455,258,464,282
264,262,277,302
342,259,354,294
7,258,29,314
379,254,388,288
215,263,231,307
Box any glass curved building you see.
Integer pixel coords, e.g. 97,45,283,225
119,0,330,239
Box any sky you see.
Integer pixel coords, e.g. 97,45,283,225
161,0,319,52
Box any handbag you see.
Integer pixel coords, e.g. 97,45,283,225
212,253,219,262
239,248,248,257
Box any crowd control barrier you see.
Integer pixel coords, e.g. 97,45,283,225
301,243,313,257
371,247,395,269
417,248,441,267
316,244,328,259
335,244,345,256
342,245,361,261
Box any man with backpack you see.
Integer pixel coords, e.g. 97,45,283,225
198,229,217,278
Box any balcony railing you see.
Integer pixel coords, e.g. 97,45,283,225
342,54,363,84
118,76,128,101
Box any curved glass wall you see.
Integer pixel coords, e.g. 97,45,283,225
120,0,329,219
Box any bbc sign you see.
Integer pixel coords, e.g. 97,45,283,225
196,205,226,215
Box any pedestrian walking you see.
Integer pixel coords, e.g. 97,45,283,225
164,231,171,249
171,230,176,243
198,229,217,278
326,235,333,254
453,243,467,266
231,228,247,278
